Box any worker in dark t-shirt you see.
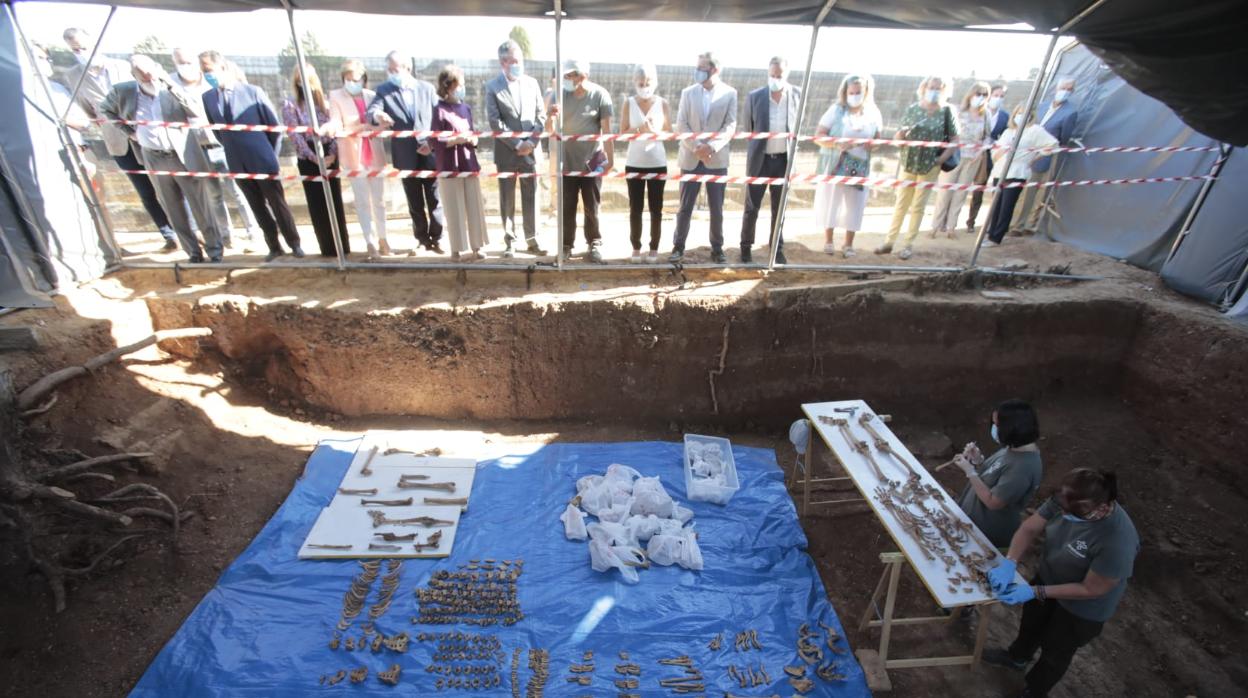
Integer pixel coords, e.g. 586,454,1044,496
982,468,1140,698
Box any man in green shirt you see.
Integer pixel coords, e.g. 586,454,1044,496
983,468,1140,697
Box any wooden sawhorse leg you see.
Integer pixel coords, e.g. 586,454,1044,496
797,420,864,517
854,552,993,692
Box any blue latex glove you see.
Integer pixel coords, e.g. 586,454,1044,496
986,559,1017,593
997,582,1036,605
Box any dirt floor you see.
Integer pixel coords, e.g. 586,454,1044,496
1,245,1245,697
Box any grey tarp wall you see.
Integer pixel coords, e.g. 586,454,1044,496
1161,147,1248,309
0,7,109,306
1042,44,1223,271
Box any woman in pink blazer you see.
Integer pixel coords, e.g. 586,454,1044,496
326,59,390,259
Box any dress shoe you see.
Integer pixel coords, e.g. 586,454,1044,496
264,250,285,262
430,243,445,254
668,249,684,263
711,248,727,264
740,247,753,263
526,241,548,255
292,246,306,258
161,239,179,252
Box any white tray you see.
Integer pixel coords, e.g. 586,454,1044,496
298,501,462,559
683,434,740,505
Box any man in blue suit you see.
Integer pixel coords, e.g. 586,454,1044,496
368,50,444,254
966,82,1011,231
738,56,800,264
1017,76,1079,232
199,51,303,262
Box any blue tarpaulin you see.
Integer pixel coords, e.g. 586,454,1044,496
131,439,870,697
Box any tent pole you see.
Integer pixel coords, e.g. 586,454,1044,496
7,2,123,266
283,0,346,270
968,0,1111,268
61,5,116,122
766,0,839,271
1164,144,1230,265
553,0,564,271
1225,256,1248,311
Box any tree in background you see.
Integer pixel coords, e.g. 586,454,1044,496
509,26,533,60
280,30,327,58
132,35,172,70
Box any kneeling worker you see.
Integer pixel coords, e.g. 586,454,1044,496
983,468,1140,698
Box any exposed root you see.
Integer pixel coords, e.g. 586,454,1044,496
35,452,154,483
98,484,181,549
707,320,732,415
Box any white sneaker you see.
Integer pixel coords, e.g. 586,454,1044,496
630,251,642,263
842,246,856,259
823,243,837,255
646,250,659,264
898,247,914,260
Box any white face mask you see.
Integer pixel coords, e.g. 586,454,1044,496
1054,89,1072,103
925,89,941,104
846,94,863,108
175,63,200,83
971,95,986,109
767,77,786,92
1013,113,1025,127
635,84,653,99
988,96,1004,110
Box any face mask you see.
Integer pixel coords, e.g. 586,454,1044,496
971,95,986,109
988,96,1004,110
1054,89,1071,103
388,72,406,88
138,80,158,96
452,86,466,102
343,79,363,96
1013,113,1024,127
635,85,653,99
990,423,1000,444
507,63,523,80
694,68,710,84
203,72,219,89
176,64,200,83
767,77,786,92
73,50,91,66
925,89,941,103
846,94,863,108
1061,513,1088,523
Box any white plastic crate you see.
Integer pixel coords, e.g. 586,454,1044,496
683,434,740,505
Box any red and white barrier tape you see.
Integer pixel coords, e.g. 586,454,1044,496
120,167,1216,193
94,119,1221,155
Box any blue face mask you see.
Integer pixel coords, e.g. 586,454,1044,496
562,78,575,93
1061,513,1087,523
343,80,363,96
453,86,466,102
203,72,219,89
990,423,1000,444
388,72,406,88
508,63,523,79
694,68,711,84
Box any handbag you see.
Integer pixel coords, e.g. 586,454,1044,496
940,106,960,172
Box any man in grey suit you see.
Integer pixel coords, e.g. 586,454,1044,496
1018,76,1079,232
670,52,737,264
368,51,444,253
98,55,226,262
739,56,800,264
485,40,547,258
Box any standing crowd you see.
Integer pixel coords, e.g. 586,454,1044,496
46,29,1078,265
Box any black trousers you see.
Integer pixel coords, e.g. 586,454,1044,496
236,179,301,254
296,159,350,256
986,178,1024,244
626,165,666,251
966,159,994,228
561,175,602,250
399,153,442,246
740,153,787,249
113,143,173,240
1007,583,1104,697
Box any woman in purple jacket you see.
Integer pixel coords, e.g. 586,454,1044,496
431,64,490,261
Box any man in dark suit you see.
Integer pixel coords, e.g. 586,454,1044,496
1018,76,1079,232
484,39,547,257
199,51,302,262
738,57,800,264
368,50,443,254
967,82,1011,231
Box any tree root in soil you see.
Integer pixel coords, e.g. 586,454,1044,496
2,327,211,612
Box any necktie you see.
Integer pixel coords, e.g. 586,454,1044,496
222,89,233,122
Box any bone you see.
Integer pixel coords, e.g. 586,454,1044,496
339,487,378,496
396,481,456,492
360,497,414,507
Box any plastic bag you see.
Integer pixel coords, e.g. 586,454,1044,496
676,526,704,571
589,538,639,584
655,518,684,536
586,521,636,547
579,481,614,516
630,476,675,518
672,504,694,524
575,474,604,494
597,496,635,524
560,504,588,541
626,515,664,543
647,533,684,567
604,464,641,490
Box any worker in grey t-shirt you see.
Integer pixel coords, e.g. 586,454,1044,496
982,468,1140,697
952,399,1043,547
548,59,614,263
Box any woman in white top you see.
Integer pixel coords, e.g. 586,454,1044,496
325,59,390,260
931,81,991,238
813,74,882,258
984,105,1059,246
618,63,672,263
